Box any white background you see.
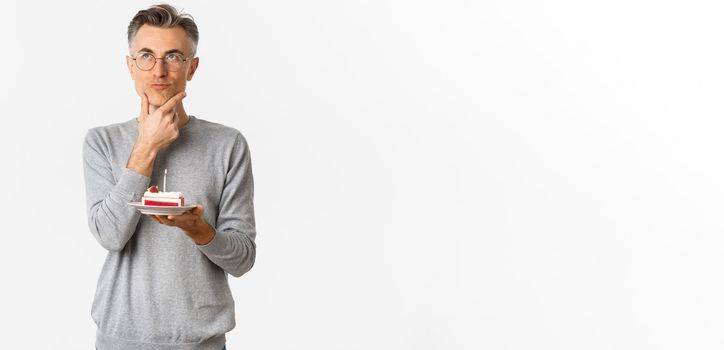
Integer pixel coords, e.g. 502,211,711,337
1,0,723,349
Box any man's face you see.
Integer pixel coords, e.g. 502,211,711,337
126,25,199,107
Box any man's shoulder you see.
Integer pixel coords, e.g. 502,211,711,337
191,116,247,141
86,118,136,136
84,118,136,143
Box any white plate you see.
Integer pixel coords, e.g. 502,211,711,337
128,202,196,216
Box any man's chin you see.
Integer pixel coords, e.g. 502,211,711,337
147,90,177,107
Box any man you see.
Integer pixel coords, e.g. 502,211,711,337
82,4,256,349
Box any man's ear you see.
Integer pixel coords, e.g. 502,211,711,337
187,57,199,81
126,56,134,76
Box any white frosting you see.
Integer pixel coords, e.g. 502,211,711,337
143,191,183,198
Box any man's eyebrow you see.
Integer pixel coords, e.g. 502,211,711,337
136,48,186,55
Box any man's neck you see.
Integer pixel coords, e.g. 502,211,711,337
148,103,190,128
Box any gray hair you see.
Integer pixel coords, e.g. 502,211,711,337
127,4,199,56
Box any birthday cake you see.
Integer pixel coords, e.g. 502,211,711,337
142,185,185,207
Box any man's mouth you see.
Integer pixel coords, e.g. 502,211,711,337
150,83,170,90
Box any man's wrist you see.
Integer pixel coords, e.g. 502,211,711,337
133,140,158,157
127,142,158,177
188,220,216,245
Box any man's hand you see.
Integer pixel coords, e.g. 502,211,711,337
137,91,186,152
126,91,186,176
150,204,216,245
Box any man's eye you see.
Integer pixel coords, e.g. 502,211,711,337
140,53,154,60
166,54,181,62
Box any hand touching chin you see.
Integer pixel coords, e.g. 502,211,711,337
146,87,177,107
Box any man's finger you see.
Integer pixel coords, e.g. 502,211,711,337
158,91,186,112
153,215,167,223
141,93,150,117
168,107,177,122
156,215,173,226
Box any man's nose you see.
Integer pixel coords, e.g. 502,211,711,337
152,59,168,77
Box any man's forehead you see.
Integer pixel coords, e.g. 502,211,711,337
130,25,192,54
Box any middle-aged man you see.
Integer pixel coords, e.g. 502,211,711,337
82,4,256,349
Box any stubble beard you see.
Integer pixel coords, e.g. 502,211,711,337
147,86,177,108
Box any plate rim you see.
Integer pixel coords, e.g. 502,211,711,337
128,202,196,214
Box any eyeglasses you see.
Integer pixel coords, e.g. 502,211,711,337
131,52,190,71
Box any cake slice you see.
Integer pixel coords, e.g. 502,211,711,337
142,185,184,207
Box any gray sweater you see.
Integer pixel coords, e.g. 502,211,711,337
82,115,256,350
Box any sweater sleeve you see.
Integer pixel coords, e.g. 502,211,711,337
83,129,151,252
197,132,257,277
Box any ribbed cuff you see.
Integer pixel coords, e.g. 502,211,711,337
197,228,228,255
116,168,151,202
